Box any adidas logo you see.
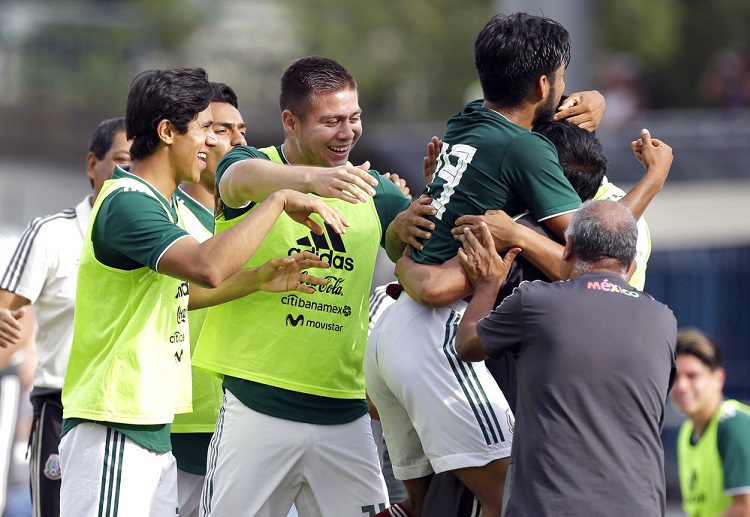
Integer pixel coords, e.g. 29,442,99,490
288,224,354,271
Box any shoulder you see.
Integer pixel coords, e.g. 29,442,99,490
20,207,78,240
718,401,750,431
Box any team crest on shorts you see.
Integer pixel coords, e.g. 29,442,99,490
44,454,62,480
506,408,515,434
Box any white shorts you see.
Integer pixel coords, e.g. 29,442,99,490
59,422,178,517
177,469,203,517
364,293,513,480
200,390,388,517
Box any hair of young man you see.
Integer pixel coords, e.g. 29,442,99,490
533,119,607,202
88,117,127,160
126,67,213,160
475,12,571,106
210,82,239,108
564,199,637,274
279,55,357,119
676,328,724,371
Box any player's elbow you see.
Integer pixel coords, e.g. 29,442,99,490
456,335,486,362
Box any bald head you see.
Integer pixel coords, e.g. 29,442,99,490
562,199,638,278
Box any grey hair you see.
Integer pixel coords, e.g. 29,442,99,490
564,199,637,274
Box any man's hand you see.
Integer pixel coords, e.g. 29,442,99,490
457,223,520,289
277,189,350,235
307,161,378,204
256,252,331,294
389,195,437,250
423,136,443,185
383,172,411,199
452,210,519,252
554,90,606,131
0,307,26,348
631,128,673,192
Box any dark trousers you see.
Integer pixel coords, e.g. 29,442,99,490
29,391,62,517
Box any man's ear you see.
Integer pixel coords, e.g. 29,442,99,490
85,151,98,183
281,110,298,137
157,119,174,145
562,237,573,261
534,74,549,102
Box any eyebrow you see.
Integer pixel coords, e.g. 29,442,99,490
214,121,246,129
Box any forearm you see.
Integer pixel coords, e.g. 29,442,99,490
160,192,287,288
513,226,564,281
384,225,407,263
619,165,667,220
455,281,497,362
188,268,262,310
221,159,315,207
722,495,750,517
395,255,471,307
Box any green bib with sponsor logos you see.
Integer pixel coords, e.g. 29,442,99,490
677,399,750,517
171,189,224,433
62,177,193,425
192,151,381,399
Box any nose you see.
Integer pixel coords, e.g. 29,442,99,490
206,129,217,146
338,120,359,140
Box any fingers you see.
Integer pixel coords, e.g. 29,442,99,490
640,128,652,146
502,247,522,268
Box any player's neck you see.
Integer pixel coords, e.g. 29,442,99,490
180,180,215,210
481,100,533,129
691,397,724,438
128,155,179,201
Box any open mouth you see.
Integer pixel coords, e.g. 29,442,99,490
198,152,208,162
328,145,349,155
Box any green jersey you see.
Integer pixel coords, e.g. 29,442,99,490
413,99,581,265
62,170,192,452
193,145,409,424
678,399,750,517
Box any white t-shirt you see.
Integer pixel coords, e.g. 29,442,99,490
0,197,91,389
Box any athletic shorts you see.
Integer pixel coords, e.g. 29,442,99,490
201,390,387,517
363,293,513,480
59,423,178,517
177,469,203,517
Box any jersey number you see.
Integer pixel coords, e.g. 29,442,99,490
430,142,477,220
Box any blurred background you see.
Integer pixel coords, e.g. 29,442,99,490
1,0,749,514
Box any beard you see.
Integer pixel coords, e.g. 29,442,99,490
532,83,558,127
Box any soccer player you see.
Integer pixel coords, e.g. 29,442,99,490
57,67,342,516
193,56,411,516
671,328,750,517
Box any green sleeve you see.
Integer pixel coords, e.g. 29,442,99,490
216,145,271,220
93,189,188,271
717,405,750,493
369,170,411,247
504,132,581,221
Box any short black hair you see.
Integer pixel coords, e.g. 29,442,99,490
533,119,607,202
88,117,127,160
279,56,357,119
475,13,570,106
126,67,212,160
210,82,239,108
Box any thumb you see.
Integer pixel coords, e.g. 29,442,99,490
640,128,652,146
356,161,371,171
503,247,522,266
11,307,26,320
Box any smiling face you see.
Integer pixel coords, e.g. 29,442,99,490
171,107,217,184
283,88,362,167
205,101,247,180
670,354,725,422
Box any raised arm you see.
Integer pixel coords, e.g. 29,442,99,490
620,128,673,220
159,189,348,288
220,158,378,207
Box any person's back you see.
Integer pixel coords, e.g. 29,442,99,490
500,274,674,515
